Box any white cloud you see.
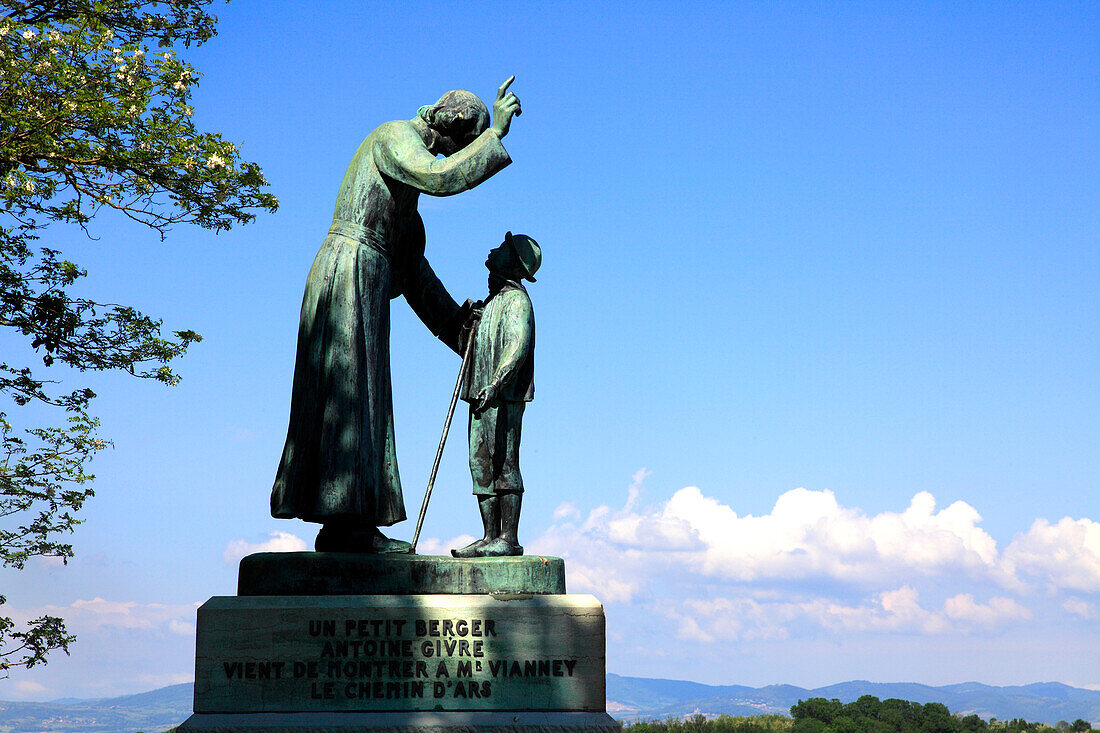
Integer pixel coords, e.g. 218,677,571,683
942,593,1032,626
168,618,196,635
223,531,308,563
820,586,953,634
529,474,1100,647
29,555,66,569
626,468,651,508
662,486,1004,584
415,534,479,556
566,563,640,604
1003,517,1100,593
552,502,580,521
670,587,1030,642
14,598,201,637
12,680,48,696
531,480,1017,602
1062,598,1096,619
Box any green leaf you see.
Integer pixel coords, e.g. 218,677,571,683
0,0,277,673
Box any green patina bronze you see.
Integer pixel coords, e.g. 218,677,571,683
270,79,522,554
237,553,565,596
451,233,541,559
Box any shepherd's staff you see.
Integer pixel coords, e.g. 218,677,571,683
409,322,478,554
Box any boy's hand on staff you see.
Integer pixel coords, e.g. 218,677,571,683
458,299,484,351
473,383,499,416
459,298,484,321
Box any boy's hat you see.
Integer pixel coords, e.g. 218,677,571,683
505,231,541,282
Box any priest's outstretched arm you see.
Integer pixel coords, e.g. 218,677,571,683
403,255,473,355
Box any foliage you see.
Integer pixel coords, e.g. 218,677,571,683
621,701,1096,733
0,0,276,673
624,713,794,733
789,696,1093,733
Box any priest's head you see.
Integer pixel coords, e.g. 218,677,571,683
416,90,490,157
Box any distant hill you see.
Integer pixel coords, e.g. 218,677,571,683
1,677,1098,732
607,675,1100,724
0,683,190,733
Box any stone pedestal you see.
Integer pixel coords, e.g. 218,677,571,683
238,553,567,596
178,711,620,732
178,554,620,732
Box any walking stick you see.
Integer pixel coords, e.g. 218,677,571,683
409,326,477,554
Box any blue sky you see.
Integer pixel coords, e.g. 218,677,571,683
2,0,1099,701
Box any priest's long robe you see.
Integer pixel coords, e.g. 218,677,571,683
271,122,510,525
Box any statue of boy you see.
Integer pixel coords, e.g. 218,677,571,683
452,232,540,558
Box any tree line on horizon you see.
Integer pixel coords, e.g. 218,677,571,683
622,695,1096,733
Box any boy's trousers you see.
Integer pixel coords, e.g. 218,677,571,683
468,401,526,495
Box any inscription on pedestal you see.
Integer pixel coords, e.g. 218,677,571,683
194,595,606,713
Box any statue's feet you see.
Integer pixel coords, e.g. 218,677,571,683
315,523,349,552
451,537,492,558
315,525,410,554
368,529,411,554
474,537,523,557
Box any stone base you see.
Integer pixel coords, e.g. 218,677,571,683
238,553,566,595
177,710,621,732
195,594,605,713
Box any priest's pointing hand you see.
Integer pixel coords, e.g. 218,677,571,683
491,76,522,138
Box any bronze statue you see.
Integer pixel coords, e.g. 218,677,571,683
452,232,539,558
271,78,522,553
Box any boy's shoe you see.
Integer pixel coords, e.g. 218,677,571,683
474,537,523,557
451,537,492,558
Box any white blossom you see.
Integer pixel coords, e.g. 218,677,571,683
22,28,35,40
205,154,227,170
